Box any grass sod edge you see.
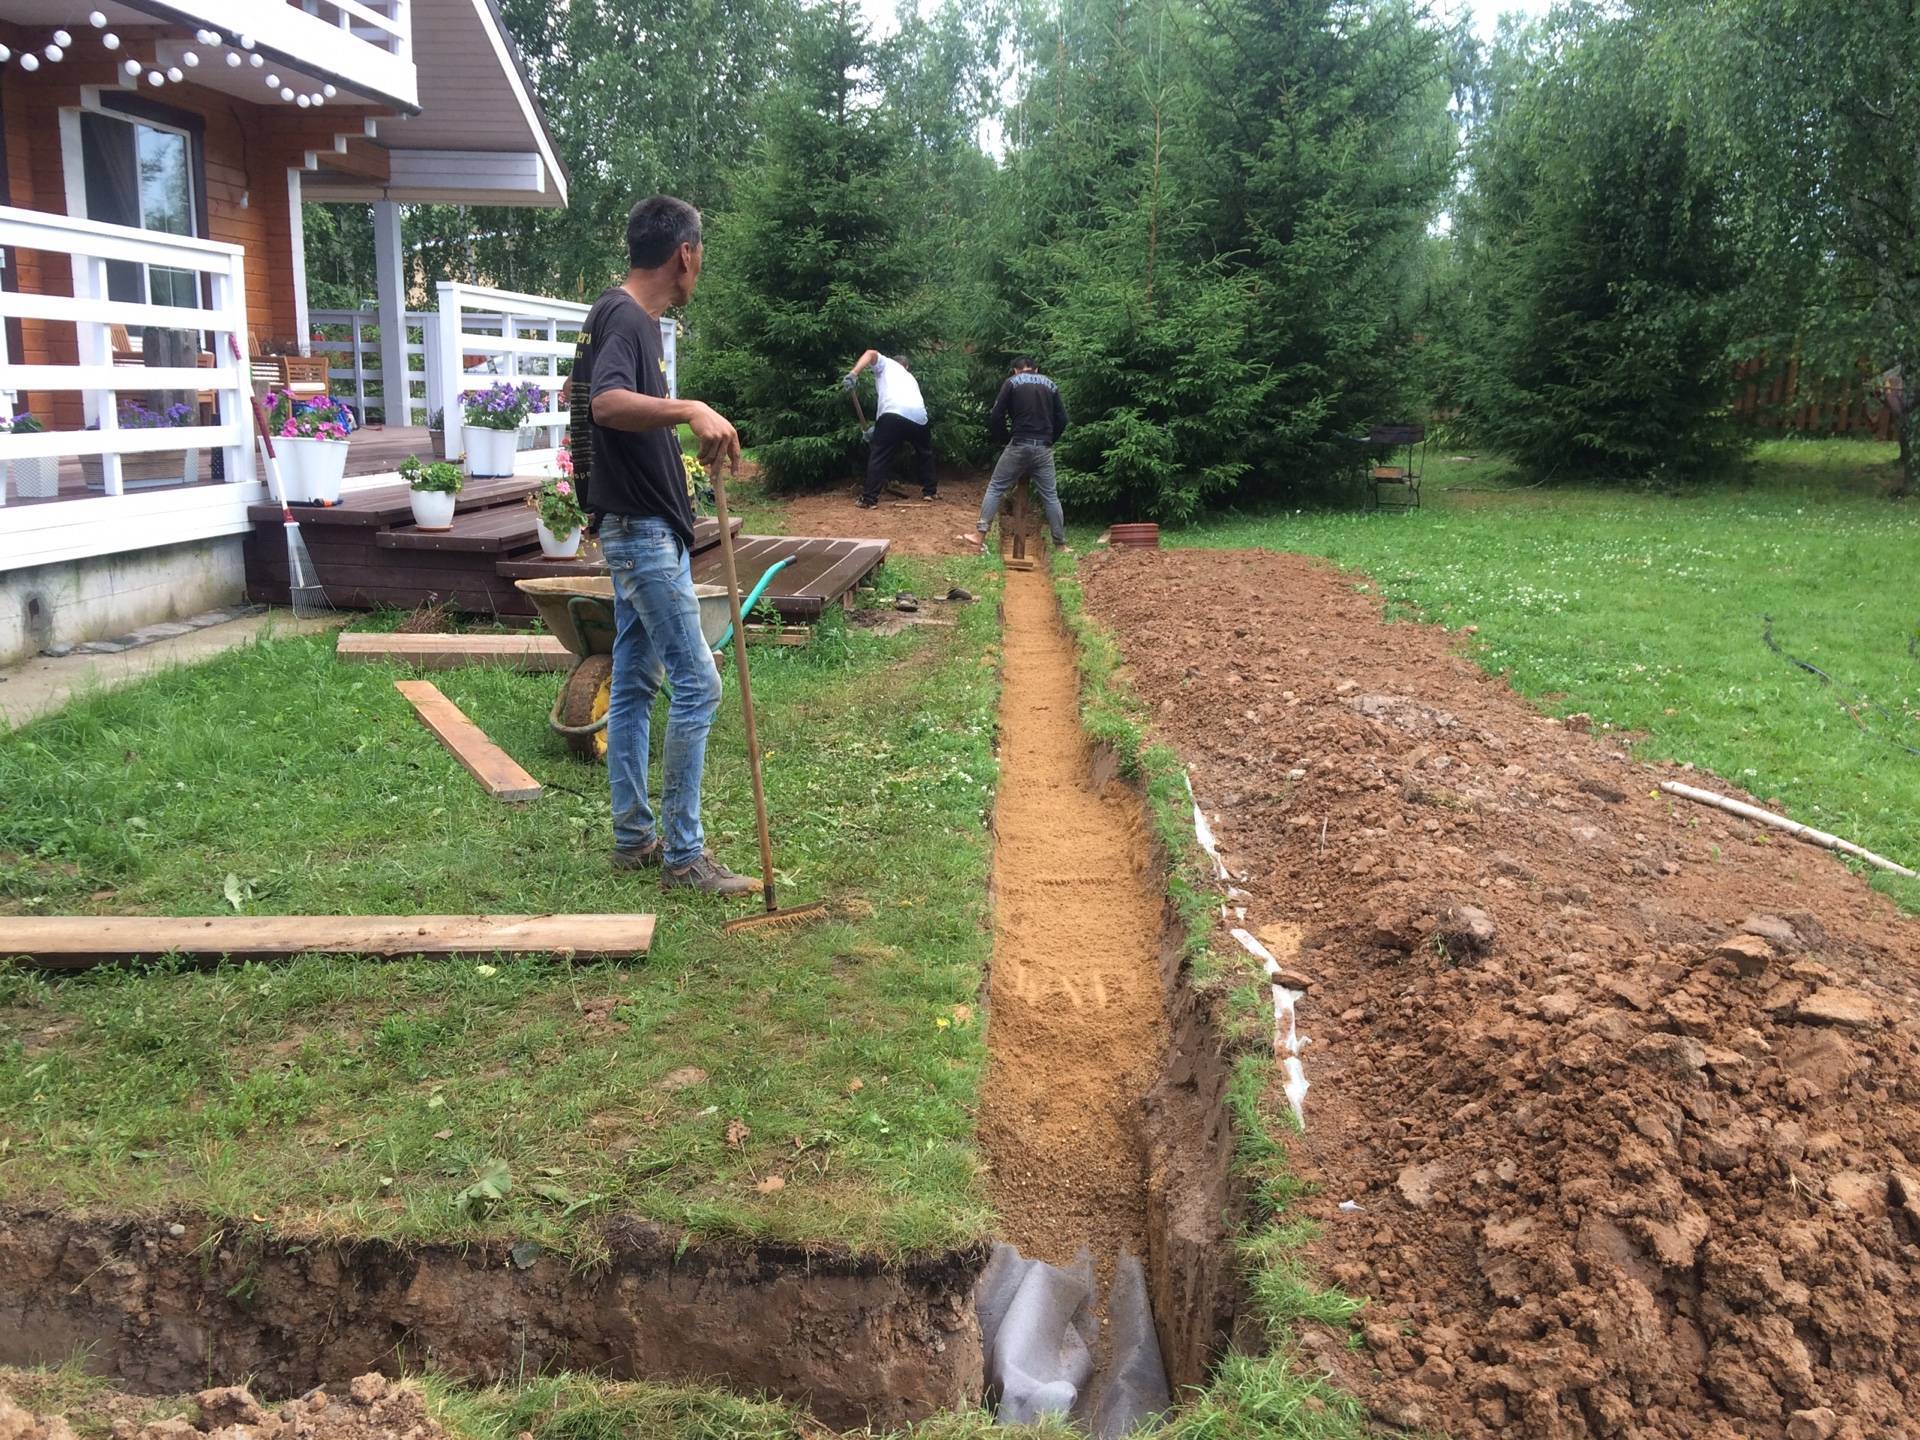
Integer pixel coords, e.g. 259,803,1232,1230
0,1362,1084,1440
0,556,999,1260
1048,554,1375,1438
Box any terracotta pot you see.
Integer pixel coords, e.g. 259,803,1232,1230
1109,522,1160,548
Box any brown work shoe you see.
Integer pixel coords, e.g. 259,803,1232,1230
611,839,664,870
662,851,760,896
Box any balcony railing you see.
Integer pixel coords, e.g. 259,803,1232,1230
162,1,417,109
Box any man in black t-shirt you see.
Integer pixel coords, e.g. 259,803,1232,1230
582,195,755,895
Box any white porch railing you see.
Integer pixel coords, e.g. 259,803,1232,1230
310,306,435,427
0,207,256,537
432,283,678,445
311,289,679,433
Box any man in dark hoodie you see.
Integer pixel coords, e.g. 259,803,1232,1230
964,356,1070,552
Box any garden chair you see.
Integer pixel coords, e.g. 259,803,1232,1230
1360,423,1426,509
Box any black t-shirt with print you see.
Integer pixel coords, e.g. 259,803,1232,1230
576,286,694,547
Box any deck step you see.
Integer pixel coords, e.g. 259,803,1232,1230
248,475,541,530
380,504,541,553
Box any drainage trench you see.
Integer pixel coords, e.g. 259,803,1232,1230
974,566,1239,1429
0,568,1243,1431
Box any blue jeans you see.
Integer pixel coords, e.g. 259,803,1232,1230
978,441,1066,544
599,515,721,867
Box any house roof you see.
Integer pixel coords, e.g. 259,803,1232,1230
300,0,570,209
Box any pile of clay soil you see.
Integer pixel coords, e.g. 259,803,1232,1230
0,1375,450,1440
779,471,988,556
1081,548,1920,1439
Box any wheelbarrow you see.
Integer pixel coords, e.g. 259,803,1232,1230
515,557,793,762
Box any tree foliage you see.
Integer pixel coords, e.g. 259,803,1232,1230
1449,8,1747,478
1644,0,1920,491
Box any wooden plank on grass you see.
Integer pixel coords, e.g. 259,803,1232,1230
0,914,655,971
394,679,544,801
338,632,572,671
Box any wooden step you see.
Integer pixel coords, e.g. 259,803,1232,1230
247,475,541,529
379,504,540,553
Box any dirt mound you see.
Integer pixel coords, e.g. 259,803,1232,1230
0,1375,448,1440
1080,548,1920,1439
779,470,988,555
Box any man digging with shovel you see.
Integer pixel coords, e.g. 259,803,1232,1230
844,348,937,508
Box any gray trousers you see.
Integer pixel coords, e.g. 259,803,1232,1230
978,440,1066,544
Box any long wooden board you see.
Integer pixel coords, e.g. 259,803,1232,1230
0,914,655,971
338,631,572,671
394,679,544,801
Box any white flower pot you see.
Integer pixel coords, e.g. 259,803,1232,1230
537,518,582,558
410,488,458,531
275,437,349,504
465,425,518,479
12,454,60,499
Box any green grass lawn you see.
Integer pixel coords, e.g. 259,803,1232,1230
0,555,999,1256
1133,437,1920,910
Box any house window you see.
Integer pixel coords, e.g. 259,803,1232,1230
79,110,198,308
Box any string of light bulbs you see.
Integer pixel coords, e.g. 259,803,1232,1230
0,11,340,108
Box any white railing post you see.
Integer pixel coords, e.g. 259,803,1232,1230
74,255,122,495
350,315,368,419
421,311,442,429
434,282,465,442
216,250,255,487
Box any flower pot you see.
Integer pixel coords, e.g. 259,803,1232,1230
80,449,202,492
12,454,60,498
1109,522,1160,549
465,425,518,479
537,518,583,559
274,437,348,504
410,488,458,531
429,428,447,461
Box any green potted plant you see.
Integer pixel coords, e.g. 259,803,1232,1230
262,389,356,503
461,380,543,479
427,407,448,461
4,412,57,499
401,454,464,530
528,450,588,558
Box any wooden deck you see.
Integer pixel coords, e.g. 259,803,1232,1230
692,536,892,621
243,474,888,621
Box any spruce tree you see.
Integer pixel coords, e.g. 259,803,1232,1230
682,0,926,490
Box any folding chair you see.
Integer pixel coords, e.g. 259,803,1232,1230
1363,423,1426,509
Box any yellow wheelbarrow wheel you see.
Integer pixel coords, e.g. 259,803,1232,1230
557,654,613,763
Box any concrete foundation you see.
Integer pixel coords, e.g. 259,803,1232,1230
0,537,245,667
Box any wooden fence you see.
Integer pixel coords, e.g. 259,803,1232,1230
1732,355,1895,441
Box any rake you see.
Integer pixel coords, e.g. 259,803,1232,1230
708,460,829,939
230,335,331,619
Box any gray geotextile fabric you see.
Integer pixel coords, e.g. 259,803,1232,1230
977,1243,1171,1436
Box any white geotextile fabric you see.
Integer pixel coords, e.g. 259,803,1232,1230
977,1243,1172,1435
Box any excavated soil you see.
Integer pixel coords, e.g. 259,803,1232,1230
0,1373,455,1440
1081,547,1920,1440
780,472,989,557
978,569,1169,1283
